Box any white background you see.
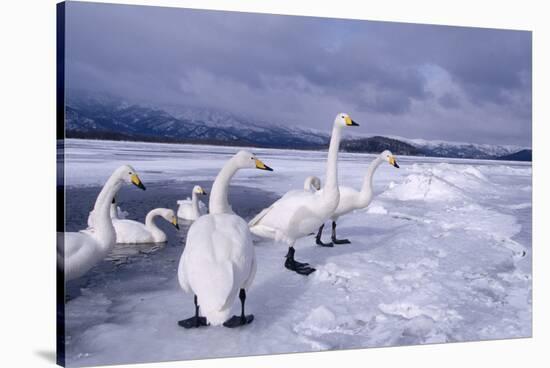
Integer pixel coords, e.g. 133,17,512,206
0,0,548,367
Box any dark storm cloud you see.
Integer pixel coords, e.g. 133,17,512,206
65,2,532,146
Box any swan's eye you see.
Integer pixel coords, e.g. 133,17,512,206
128,172,132,174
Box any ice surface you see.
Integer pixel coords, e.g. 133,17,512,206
61,139,531,367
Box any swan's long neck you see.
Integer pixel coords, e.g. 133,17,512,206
191,191,200,217
323,124,343,197
358,156,384,205
209,158,238,215
91,173,122,245
145,209,164,235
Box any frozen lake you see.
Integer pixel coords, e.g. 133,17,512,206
59,139,532,367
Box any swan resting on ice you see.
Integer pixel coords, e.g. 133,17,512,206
249,113,359,275
315,150,399,246
114,208,179,244
177,185,208,221
178,150,273,328
58,165,146,281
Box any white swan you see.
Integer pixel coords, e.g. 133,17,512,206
177,150,273,328
57,165,146,281
315,150,399,245
249,113,359,275
114,208,179,244
87,198,128,228
177,185,207,220
303,175,321,192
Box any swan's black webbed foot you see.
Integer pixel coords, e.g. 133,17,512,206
315,224,334,247
178,316,208,329
285,247,316,275
331,221,350,244
285,247,309,267
317,239,334,247
223,289,255,328
179,294,208,329
223,314,254,328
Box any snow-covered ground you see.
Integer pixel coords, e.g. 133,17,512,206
61,139,532,367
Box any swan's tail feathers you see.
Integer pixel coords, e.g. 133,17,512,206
201,306,232,326
249,224,276,240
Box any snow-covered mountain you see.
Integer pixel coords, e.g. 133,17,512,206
394,137,526,160
65,91,530,160
65,92,328,149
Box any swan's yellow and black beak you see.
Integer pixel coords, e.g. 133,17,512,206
255,159,273,171
344,116,359,126
172,217,180,230
200,188,208,195
389,156,400,168
131,174,146,190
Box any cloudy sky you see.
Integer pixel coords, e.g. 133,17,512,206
65,2,532,146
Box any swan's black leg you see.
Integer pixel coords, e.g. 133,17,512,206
285,247,309,267
284,247,316,275
223,289,254,328
178,294,208,328
315,224,334,247
331,221,351,244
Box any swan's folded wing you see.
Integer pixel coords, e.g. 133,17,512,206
248,189,305,228
248,205,273,227
251,191,317,229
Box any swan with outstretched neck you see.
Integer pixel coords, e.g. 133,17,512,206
114,208,179,244
177,185,207,221
57,165,146,281
314,150,399,246
249,113,359,275
178,150,273,328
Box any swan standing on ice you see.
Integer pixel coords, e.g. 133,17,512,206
58,165,146,281
113,208,179,244
178,151,273,328
249,113,359,275
177,185,208,220
315,150,399,246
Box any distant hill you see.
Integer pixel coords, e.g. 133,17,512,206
340,136,421,156
497,149,532,162
64,91,531,161
65,92,328,149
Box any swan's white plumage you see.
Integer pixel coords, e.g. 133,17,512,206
58,165,145,281
178,150,269,326
58,231,114,281
177,185,208,220
249,189,335,244
321,150,399,221
178,214,256,325
177,199,207,219
87,203,128,228
249,113,357,246
113,208,177,244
